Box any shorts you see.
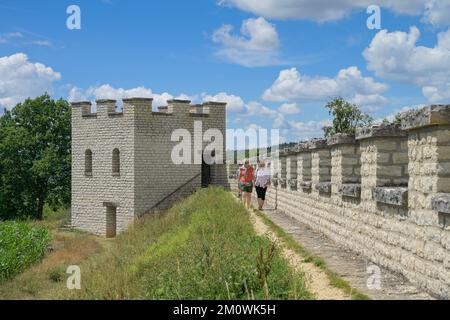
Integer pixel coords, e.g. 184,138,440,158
239,182,254,193
255,186,267,201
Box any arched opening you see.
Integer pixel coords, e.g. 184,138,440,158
85,149,93,176
112,148,120,176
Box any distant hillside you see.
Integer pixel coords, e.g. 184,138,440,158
226,142,298,162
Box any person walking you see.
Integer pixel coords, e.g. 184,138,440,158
237,161,244,199
239,159,254,209
255,160,270,210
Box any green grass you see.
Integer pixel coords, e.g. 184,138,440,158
254,209,370,300
59,187,313,300
0,221,51,283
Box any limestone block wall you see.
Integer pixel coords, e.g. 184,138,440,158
296,143,312,192
228,105,450,298
71,100,136,235
286,152,298,190
329,134,361,201
72,98,227,236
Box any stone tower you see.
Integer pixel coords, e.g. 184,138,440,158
71,98,227,236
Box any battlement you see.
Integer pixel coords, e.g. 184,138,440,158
71,97,227,120
227,104,450,298
71,92,228,242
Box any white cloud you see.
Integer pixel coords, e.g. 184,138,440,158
86,84,153,101
423,0,450,27
28,40,53,48
375,104,425,123
279,102,301,114
350,93,388,113
69,86,299,131
201,92,246,112
201,92,293,129
70,84,196,109
219,0,449,26
245,101,278,117
0,53,61,108
287,119,331,140
262,66,388,109
0,32,23,44
364,26,450,103
201,92,285,123
212,17,281,67
422,85,450,103
68,86,87,102
0,32,54,47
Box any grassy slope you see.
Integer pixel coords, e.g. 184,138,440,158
62,188,312,300
0,205,101,299
0,188,313,300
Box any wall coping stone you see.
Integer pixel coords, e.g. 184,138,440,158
122,97,154,103
71,101,92,107
339,183,361,198
279,148,298,156
316,182,332,194
373,187,408,207
327,133,356,146
431,193,450,214
308,138,329,150
279,149,289,157
285,147,299,155
203,101,227,106
401,105,450,131
96,99,116,104
356,123,406,141
294,142,310,152
167,99,191,104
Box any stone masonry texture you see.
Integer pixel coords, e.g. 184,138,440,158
72,98,228,236
227,105,450,299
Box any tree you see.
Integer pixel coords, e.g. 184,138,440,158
0,94,71,220
323,98,373,137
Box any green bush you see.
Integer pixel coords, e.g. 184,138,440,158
0,221,50,282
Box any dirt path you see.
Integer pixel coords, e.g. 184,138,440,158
248,207,351,300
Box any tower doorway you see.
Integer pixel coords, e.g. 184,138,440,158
201,156,211,188
106,206,117,238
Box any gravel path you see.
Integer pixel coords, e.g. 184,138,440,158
249,207,351,300
259,203,435,300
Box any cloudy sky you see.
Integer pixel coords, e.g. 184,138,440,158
1,0,450,147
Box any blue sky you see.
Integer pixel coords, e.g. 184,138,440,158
1,0,450,147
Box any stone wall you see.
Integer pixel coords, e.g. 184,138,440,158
229,105,450,298
72,98,227,236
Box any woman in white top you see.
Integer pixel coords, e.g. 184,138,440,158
255,160,270,210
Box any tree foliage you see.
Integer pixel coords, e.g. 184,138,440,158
0,94,71,220
323,98,373,137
